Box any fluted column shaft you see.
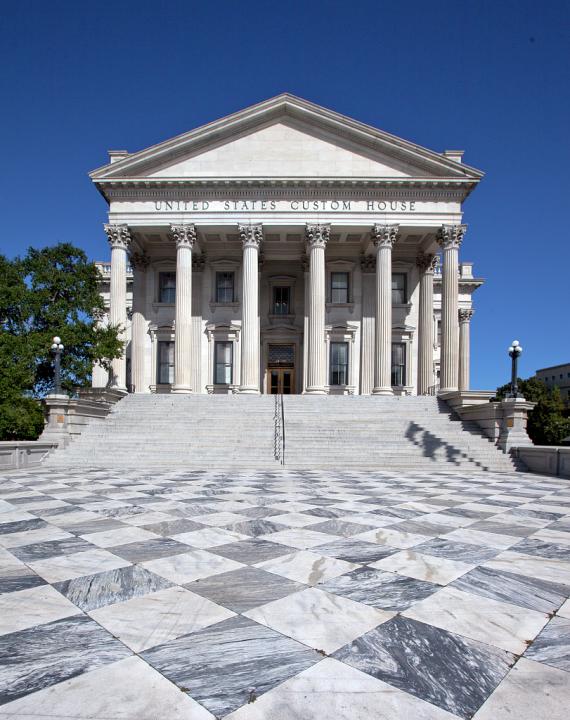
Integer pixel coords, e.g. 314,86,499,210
305,224,329,394
372,224,399,395
171,225,196,393
438,224,466,392
416,253,437,395
239,224,262,393
130,252,150,393
105,224,131,391
459,308,474,391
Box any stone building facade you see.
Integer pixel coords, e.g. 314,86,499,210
91,95,484,396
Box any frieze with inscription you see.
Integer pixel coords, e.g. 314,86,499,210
152,198,419,212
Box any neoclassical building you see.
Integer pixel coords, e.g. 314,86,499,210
91,95,483,396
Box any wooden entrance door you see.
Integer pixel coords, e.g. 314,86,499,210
268,368,295,394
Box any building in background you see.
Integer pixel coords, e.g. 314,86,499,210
536,363,570,406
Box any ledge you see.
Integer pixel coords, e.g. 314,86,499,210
0,441,59,471
513,446,570,478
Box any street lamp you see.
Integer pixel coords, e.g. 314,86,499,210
50,336,64,395
507,340,523,398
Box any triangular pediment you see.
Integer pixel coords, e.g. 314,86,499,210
91,94,483,183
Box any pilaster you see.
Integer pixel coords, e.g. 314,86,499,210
129,252,150,393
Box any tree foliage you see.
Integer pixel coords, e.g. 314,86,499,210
0,244,122,440
497,376,570,446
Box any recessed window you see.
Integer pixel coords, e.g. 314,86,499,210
157,341,175,384
330,341,349,385
392,273,407,304
214,341,233,384
216,272,235,303
331,272,349,304
272,286,291,315
158,272,176,303
391,343,406,386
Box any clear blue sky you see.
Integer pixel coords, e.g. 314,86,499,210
1,0,569,390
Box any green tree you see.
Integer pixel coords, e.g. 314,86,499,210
0,244,122,440
497,376,570,446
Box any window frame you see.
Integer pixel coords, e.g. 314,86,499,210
214,340,233,385
272,286,291,316
330,271,350,304
215,271,235,304
157,340,175,385
157,271,176,304
329,341,349,386
391,342,406,387
392,272,407,305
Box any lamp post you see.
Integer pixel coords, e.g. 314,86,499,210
51,336,64,396
507,340,523,398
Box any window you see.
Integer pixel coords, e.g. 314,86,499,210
330,342,349,385
272,286,291,315
391,343,406,386
331,272,349,304
157,341,175,384
392,273,407,304
158,272,176,303
214,341,233,384
216,272,234,303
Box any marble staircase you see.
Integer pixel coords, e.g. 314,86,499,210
44,394,518,471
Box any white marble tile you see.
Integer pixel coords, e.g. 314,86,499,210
265,512,323,527
532,529,570,546
404,586,548,654
370,550,475,585
173,527,250,549
353,527,430,548
89,586,234,652
472,657,570,720
197,512,251,527
484,551,570,585
142,549,244,584
122,511,177,526
557,598,570,619
27,549,130,583
0,654,215,719
81,526,160,548
244,587,392,654
340,514,395,528
0,510,35,523
225,657,457,720
0,525,73,549
443,527,519,549
0,585,80,635
257,550,358,585
423,512,476,528
260,528,339,549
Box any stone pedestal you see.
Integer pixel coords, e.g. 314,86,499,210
304,224,329,394
104,224,131,391
498,397,535,453
416,253,436,395
438,224,466,393
372,224,398,395
238,224,263,393
40,394,72,446
171,225,196,393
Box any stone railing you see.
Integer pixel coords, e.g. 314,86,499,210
0,441,59,471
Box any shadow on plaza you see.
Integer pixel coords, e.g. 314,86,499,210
405,420,489,471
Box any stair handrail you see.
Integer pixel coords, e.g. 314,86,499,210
273,393,284,464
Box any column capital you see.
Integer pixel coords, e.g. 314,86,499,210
170,224,196,249
371,224,399,249
438,224,467,250
104,224,132,250
305,224,330,249
459,308,474,323
416,252,438,273
129,251,150,271
238,223,263,249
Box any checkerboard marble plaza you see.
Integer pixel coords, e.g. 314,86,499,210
1,467,570,719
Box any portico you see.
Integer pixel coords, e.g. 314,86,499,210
91,95,484,396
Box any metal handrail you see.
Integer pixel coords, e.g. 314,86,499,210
273,393,284,464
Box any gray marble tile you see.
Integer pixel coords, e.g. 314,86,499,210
333,615,514,719
394,519,457,536
468,520,536,537
63,518,128,536
309,519,377,536
234,506,280,519
141,614,320,717
315,538,399,564
0,614,131,705
185,566,305,612
0,518,47,534
11,536,96,562
525,617,570,671
0,571,46,594
223,519,289,537
414,537,499,563
108,537,193,562
512,538,570,560
210,538,293,564
140,518,207,536
322,567,440,611
54,564,174,611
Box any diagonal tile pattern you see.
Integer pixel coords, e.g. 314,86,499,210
0,466,569,718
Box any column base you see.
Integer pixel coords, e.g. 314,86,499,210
438,386,458,394
372,387,393,395
238,387,260,394
303,387,327,395
172,385,192,394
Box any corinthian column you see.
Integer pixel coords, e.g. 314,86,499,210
171,224,196,393
104,224,131,391
238,224,263,393
416,253,437,395
372,224,399,395
437,224,466,392
459,308,474,391
129,252,150,393
305,224,329,394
